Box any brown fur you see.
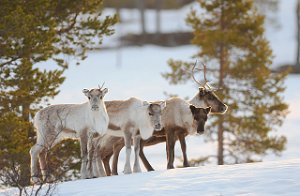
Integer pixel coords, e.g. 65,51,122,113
96,88,226,174
98,104,210,175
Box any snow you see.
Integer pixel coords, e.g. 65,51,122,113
1,159,300,195
2,1,300,194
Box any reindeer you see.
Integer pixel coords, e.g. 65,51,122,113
105,62,228,173
89,103,211,176
87,98,166,177
29,86,109,183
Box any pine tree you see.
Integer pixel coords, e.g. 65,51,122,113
0,112,33,191
164,0,288,165
0,0,117,188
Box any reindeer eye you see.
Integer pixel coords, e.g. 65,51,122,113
208,95,214,100
149,112,153,116
88,96,91,100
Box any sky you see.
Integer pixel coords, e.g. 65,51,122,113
47,0,298,105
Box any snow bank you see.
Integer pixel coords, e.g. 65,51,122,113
1,159,299,195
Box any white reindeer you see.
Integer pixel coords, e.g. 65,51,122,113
88,98,166,176
29,87,109,183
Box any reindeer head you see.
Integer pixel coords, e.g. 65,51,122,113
144,101,166,131
190,105,211,134
191,61,228,114
83,84,108,111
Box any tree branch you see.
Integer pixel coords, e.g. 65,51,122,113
57,13,79,35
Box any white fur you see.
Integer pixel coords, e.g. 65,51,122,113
30,92,109,183
162,97,196,135
94,97,164,175
189,94,206,108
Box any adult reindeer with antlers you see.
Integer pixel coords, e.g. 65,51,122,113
139,61,228,170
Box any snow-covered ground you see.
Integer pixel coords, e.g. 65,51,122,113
1,159,300,196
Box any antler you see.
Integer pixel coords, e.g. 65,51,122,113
98,82,105,90
192,60,206,87
192,61,219,91
200,62,212,90
201,62,220,91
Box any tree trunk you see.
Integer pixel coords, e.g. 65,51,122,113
217,44,225,165
155,0,162,36
217,116,224,165
217,0,226,165
296,0,300,66
22,103,30,122
136,0,146,38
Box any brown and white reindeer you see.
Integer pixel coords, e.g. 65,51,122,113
29,86,109,183
87,98,166,177
153,62,227,170
96,62,228,175
96,102,212,176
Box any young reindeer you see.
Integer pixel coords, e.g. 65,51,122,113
29,86,109,183
108,62,228,173
87,98,166,177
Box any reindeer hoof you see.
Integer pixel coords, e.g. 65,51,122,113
133,167,142,173
123,169,132,174
183,163,190,168
31,176,42,184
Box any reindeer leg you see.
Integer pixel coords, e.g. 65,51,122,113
123,131,132,174
80,132,89,179
133,135,142,173
86,137,95,178
139,139,154,171
30,143,44,184
166,129,176,169
178,133,190,167
112,139,124,175
102,153,112,176
95,149,106,177
39,149,47,181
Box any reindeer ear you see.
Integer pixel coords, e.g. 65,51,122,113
82,89,89,96
143,101,150,106
205,106,212,114
189,105,196,115
102,88,108,96
160,101,167,109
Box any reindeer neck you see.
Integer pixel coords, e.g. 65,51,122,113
135,108,154,140
189,94,207,108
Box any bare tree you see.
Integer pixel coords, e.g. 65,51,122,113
0,147,57,196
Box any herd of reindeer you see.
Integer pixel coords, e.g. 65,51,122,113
29,63,228,184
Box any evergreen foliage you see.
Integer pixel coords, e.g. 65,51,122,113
164,0,288,165
0,0,117,187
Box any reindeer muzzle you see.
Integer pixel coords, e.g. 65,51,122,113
91,105,99,111
154,123,162,131
219,105,228,113
197,124,205,134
